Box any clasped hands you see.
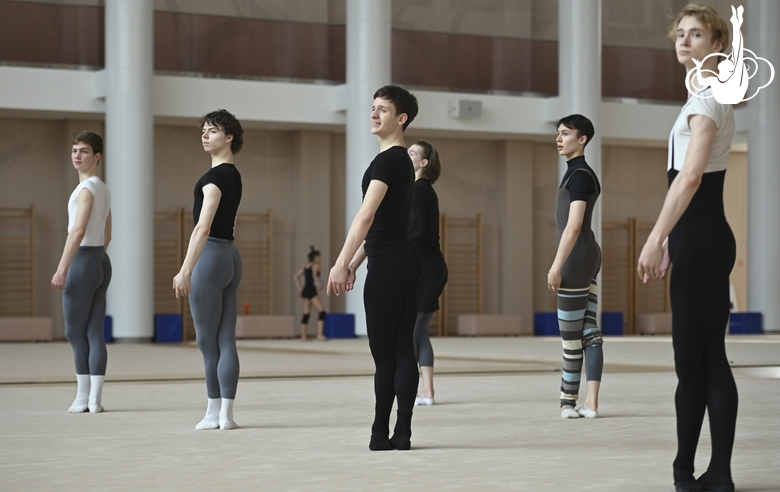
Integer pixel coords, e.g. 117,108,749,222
637,240,671,284
327,264,356,296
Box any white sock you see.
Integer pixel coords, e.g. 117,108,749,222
561,407,580,419
195,398,221,430
576,404,599,419
88,375,105,413
219,398,237,430
68,374,91,413
415,396,435,406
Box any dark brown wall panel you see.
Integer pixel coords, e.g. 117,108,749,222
602,46,687,101
154,12,345,82
393,30,558,95
0,2,685,102
0,0,103,67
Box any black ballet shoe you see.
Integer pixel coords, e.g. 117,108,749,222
368,432,393,451
674,479,704,492
697,472,735,492
389,435,411,450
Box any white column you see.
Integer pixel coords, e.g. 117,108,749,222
559,0,602,320
104,0,155,341
345,0,391,336
747,0,780,331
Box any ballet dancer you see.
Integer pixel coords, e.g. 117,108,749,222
548,114,604,420
407,140,448,406
638,5,737,491
293,246,327,341
173,109,244,430
327,85,421,451
52,131,112,414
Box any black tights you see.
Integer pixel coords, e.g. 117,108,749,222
364,247,420,440
670,248,738,484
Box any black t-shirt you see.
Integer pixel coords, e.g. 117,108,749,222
193,163,242,241
409,178,440,256
361,146,414,256
562,155,600,202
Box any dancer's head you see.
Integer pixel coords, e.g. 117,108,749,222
308,246,321,263
556,114,594,159
71,131,103,171
408,140,442,184
668,4,729,61
200,109,244,155
371,85,418,135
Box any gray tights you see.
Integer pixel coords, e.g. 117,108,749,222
64,247,111,375
413,311,435,367
190,238,242,400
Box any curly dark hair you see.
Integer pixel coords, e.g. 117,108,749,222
71,131,103,157
199,109,244,154
373,85,418,131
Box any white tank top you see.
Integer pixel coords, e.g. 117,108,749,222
67,176,111,247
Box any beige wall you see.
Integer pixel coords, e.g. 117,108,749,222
0,117,749,337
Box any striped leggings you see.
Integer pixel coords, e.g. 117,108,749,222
558,277,604,407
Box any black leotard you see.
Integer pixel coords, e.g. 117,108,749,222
301,266,318,299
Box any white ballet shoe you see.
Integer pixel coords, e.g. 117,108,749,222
576,405,599,419
560,407,580,419
195,416,220,430
219,420,238,430
68,399,88,413
414,396,435,406
88,402,104,413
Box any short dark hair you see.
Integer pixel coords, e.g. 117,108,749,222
72,131,103,156
307,245,320,262
412,140,442,185
373,85,418,131
199,109,244,154
556,114,595,147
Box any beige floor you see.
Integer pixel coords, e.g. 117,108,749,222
1,335,778,491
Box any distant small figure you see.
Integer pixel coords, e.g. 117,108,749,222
293,246,327,341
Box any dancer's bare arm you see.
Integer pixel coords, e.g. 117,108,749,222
547,201,586,291
173,184,221,299
328,180,387,296
52,189,93,289
638,115,716,282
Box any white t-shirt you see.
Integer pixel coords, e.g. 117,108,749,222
667,87,735,173
67,176,111,247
